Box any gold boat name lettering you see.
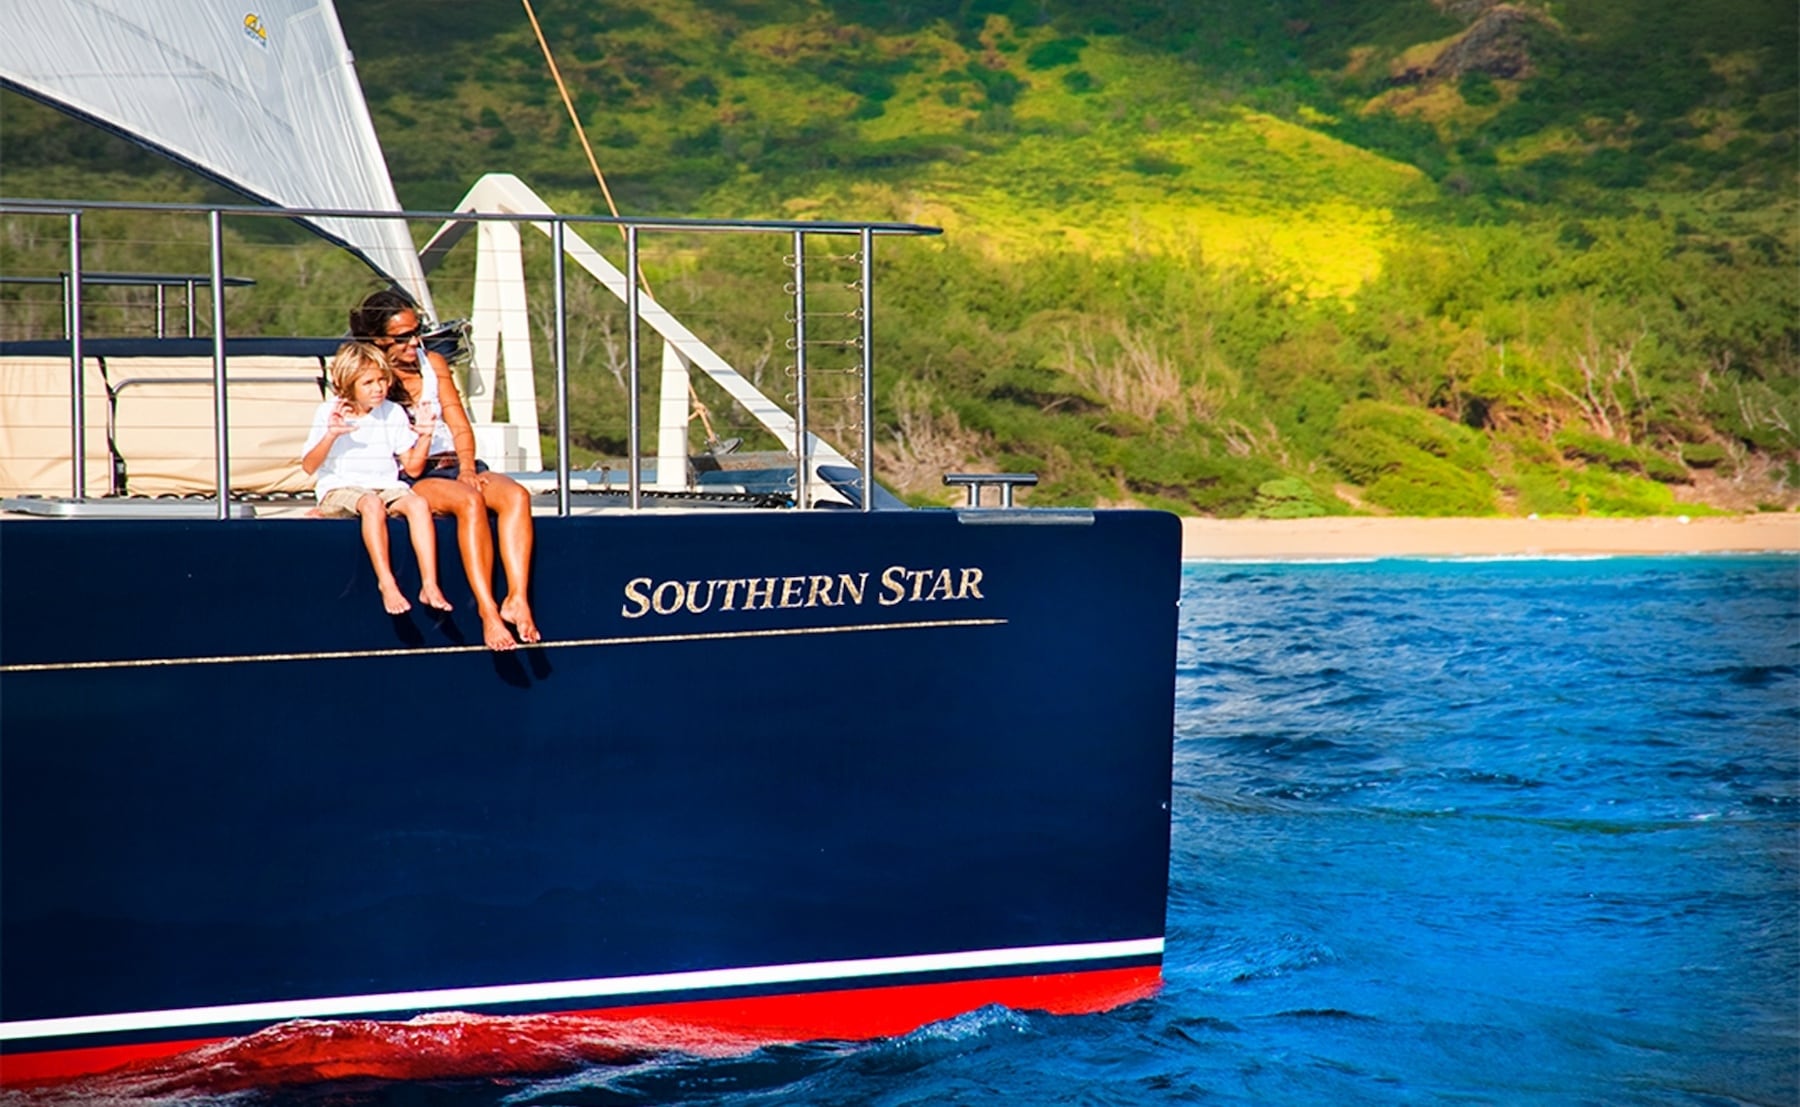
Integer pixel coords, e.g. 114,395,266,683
621,566,986,619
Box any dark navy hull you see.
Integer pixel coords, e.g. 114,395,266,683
0,508,1178,1083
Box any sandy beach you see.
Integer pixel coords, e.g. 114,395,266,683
1181,514,1800,560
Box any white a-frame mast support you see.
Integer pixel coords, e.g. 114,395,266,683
418,172,853,496
464,218,543,471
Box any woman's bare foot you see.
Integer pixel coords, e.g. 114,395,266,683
379,582,412,615
480,608,518,651
419,585,454,612
501,597,541,644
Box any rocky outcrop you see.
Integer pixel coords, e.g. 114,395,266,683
1435,4,1550,78
1395,2,1556,84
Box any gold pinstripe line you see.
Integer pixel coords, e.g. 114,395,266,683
0,618,1010,674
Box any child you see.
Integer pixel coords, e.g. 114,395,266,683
302,342,453,616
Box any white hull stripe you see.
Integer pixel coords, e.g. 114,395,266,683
0,618,1008,674
0,937,1163,1042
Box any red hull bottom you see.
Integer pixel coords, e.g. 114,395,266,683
2,965,1160,1092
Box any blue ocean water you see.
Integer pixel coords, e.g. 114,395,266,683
28,556,1800,1106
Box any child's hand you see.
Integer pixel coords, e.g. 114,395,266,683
326,399,354,435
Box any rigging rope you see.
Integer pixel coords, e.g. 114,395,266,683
519,0,724,446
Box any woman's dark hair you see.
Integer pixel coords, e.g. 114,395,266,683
348,288,419,339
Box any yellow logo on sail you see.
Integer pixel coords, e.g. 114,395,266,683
243,13,268,47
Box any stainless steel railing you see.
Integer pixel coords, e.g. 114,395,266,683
0,198,940,519
0,270,252,338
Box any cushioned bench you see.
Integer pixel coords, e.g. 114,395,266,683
103,356,327,496
0,357,111,497
0,354,327,497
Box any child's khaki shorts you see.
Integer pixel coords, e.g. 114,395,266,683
317,486,411,517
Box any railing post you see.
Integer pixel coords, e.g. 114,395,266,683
859,227,874,513
209,209,231,519
552,219,571,518
66,212,87,500
625,225,642,510
791,230,809,509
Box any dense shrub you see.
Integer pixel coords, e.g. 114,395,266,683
1365,461,1495,516
1561,467,1684,515
1679,442,1730,468
1026,37,1085,70
1554,429,1641,470
1641,453,1690,483
1507,463,1689,516
1328,402,1496,515
1250,477,1333,518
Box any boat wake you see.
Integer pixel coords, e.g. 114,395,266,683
2,1002,1083,1105
4,1011,769,1103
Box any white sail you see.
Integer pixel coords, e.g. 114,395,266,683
0,0,432,314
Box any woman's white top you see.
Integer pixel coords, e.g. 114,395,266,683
413,344,457,456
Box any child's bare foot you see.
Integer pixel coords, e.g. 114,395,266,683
501,597,541,644
379,581,412,614
419,585,454,612
480,609,518,652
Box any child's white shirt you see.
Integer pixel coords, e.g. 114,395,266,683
303,398,416,497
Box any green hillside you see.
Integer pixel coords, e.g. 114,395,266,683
2,0,1795,514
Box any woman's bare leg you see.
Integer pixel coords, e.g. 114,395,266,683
483,474,540,643
412,478,515,650
397,494,452,611
357,493,409,614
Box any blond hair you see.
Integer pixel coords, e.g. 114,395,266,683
327,341,392,401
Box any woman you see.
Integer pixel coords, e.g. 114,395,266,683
349,289,540,651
